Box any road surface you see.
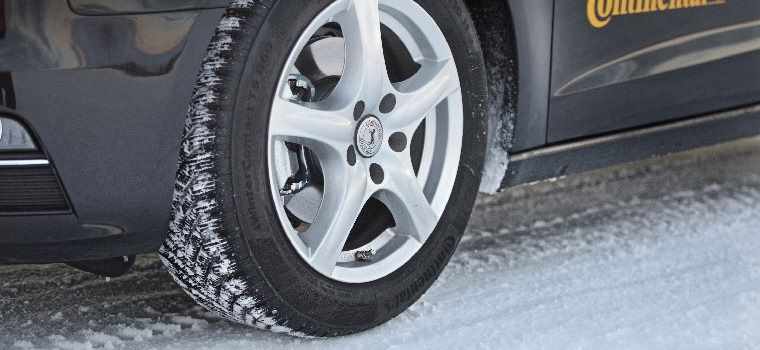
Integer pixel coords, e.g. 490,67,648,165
2,138,760,350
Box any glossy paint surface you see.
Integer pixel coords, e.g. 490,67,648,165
550,0,760,142
504,0,554,151
68,0,227,15
2,1,196,73
0,0,224,252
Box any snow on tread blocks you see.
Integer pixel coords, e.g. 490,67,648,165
159,0,302,336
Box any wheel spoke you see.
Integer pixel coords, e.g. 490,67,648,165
267,0,465,283
333,0,390,103
388,58,460,132
376,151,439,244
270,96,354,154
304,163,370,275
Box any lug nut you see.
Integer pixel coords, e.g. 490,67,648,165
354,101,365,121
347,145,357,166
389,132,407,152
379,94,396,114
370,163,384,184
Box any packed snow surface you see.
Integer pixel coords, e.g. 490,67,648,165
3,138,760,349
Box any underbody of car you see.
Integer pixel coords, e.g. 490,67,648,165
1,0,758,337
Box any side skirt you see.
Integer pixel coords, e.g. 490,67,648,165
503,103,760,188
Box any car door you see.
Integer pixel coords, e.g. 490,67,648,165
548,0,760,143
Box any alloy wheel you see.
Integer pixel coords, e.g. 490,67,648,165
267,0,463,283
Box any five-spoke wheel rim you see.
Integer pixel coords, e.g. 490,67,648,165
267,0,463,283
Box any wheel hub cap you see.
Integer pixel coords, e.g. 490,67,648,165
355,115,384,158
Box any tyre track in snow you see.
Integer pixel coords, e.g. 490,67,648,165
2,138,760,349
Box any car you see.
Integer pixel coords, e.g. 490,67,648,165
1,0,759,337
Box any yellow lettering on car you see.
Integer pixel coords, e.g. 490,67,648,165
588,0,725,29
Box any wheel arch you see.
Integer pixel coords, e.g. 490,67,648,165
464,0,554,193
462,0,518,193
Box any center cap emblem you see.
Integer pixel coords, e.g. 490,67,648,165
355,115,384,158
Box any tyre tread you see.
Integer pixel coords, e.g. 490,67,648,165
159,0,307,337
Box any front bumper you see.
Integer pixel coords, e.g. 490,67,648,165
0,2,225,263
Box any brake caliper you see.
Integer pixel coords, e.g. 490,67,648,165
280,74,317,196
280,144,312,196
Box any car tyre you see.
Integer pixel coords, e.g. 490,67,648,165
160,0,487,337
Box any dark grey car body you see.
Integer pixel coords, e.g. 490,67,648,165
1,0,759,263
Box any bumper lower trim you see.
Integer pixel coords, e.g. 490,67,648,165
0,159,50,167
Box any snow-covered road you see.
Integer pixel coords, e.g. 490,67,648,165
3,138,760,350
